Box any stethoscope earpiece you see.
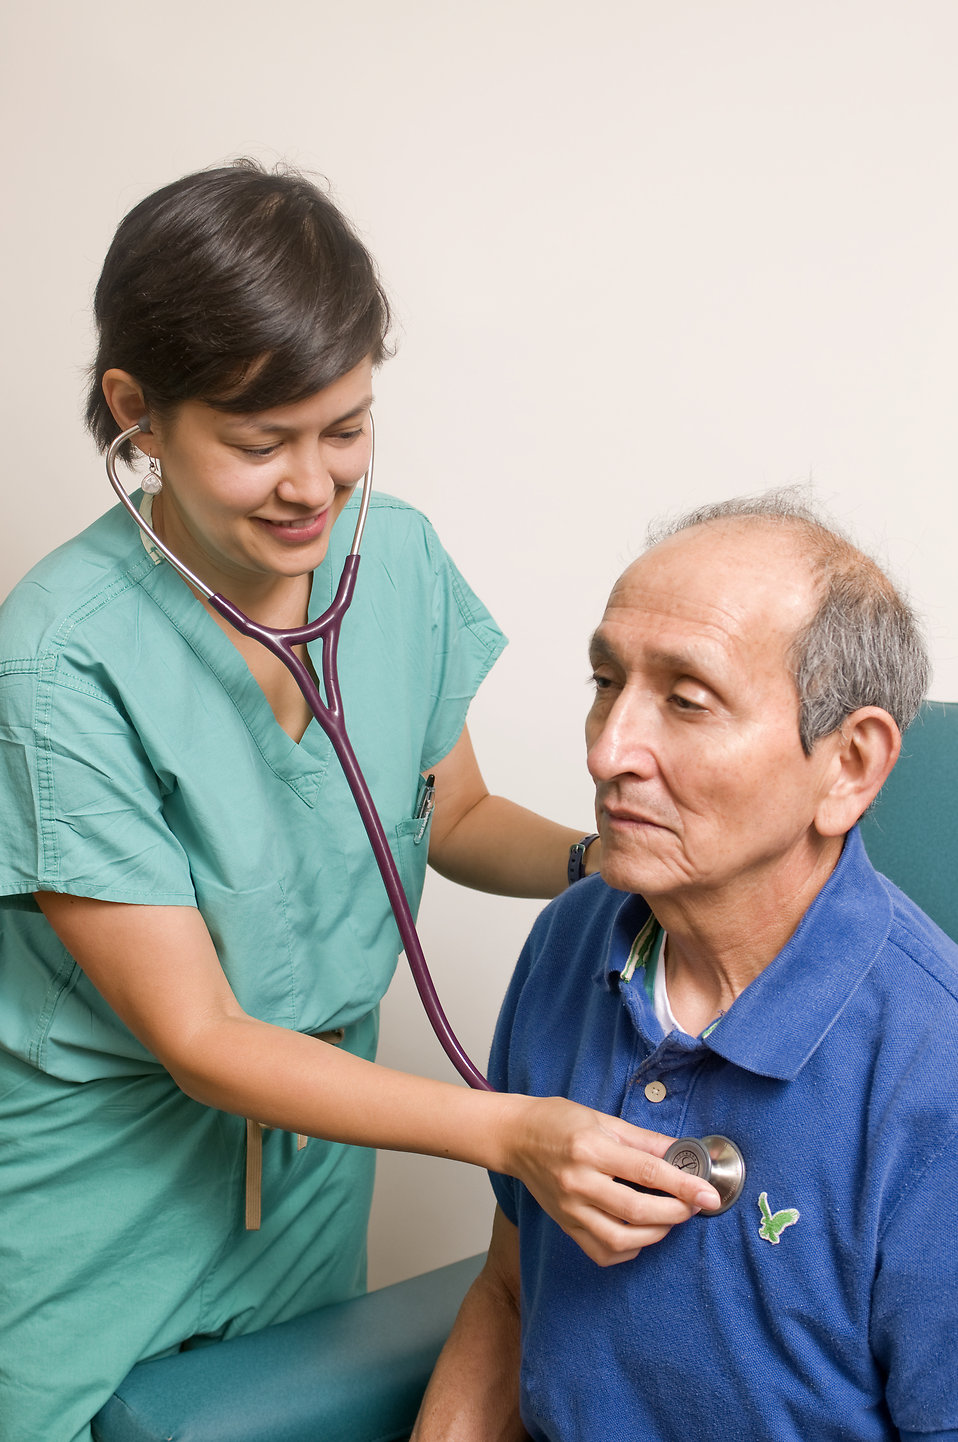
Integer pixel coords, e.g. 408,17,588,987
664,1134,746,1215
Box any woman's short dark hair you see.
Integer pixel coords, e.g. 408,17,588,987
86,160,391,462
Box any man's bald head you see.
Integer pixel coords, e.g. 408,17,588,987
645,491,929,753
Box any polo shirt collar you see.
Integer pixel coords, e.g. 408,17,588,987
600,827,892,1082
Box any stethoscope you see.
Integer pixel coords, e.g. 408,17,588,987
107,415,491,1093
663,1135,745,1214
107,418,748,1213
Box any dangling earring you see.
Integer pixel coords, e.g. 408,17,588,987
142,455,163,495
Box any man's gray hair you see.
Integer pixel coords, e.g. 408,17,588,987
647,490,930,754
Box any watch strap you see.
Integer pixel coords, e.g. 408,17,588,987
567,832,600,886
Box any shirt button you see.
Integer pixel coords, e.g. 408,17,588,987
644,1080,667,1103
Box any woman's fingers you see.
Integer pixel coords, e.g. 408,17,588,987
541,1185,702,1266
566,1215,681,1268
504,1096,721,1264
604,1145,721,1214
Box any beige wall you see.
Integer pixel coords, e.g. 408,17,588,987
3,0,956,1288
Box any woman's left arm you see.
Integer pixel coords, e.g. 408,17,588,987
426,725,599,898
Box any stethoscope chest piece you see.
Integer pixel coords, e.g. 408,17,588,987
664,1134,745,1215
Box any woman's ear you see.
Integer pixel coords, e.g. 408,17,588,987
814,708,902,838
101,370,153,453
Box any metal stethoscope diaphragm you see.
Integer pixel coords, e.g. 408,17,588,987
664,1135,746,1215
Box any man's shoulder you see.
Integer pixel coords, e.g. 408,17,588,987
490,877,647,1098
878,874,958,1008
529,874,641,950
813,828,958,1002
508,877,648,1004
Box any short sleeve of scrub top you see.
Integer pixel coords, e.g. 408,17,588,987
0,491,506,1081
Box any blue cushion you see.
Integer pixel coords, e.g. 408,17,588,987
92,1253,485,1442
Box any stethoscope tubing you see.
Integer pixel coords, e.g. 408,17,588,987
106,418,492,1092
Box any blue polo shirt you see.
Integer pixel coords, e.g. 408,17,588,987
489,829,958,1441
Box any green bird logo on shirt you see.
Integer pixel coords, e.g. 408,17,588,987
758,1191,800,1244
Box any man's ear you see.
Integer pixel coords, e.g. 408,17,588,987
814,708,901,838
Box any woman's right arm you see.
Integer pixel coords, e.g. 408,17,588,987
35,893,719,1265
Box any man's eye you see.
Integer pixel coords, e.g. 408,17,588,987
241,444,280,458
589,672,614,691
670,693,704,712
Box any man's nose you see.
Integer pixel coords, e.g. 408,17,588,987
587,691,657,781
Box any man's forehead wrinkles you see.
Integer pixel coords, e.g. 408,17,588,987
600,567,802,679
606,580,750,638
596,600,749,667
614,528,819,638
589,625,733,686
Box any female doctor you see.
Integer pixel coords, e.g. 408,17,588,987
0,161,716,1441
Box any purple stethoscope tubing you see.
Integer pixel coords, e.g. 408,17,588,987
106,416,492,1091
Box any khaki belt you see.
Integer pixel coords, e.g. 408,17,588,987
244,1027,345,1230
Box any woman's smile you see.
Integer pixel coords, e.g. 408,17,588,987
252,509,333,543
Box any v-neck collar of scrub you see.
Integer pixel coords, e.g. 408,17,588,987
134,494,335,806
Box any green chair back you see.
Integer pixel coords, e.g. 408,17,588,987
859,700,958,942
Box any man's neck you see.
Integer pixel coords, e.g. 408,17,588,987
647,836,845,1037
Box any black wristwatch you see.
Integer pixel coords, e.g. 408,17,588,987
567,833,599,887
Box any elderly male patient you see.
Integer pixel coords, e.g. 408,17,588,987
412,495,958,1442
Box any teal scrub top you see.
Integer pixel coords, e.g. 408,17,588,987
0,491,505,1083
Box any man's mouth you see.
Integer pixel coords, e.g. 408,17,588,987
601,803,670,832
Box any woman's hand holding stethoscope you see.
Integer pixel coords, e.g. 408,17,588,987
495,1097,730,1266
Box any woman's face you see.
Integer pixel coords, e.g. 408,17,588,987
149,357,374,595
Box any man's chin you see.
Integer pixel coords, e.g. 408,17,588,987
597,851,674,898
